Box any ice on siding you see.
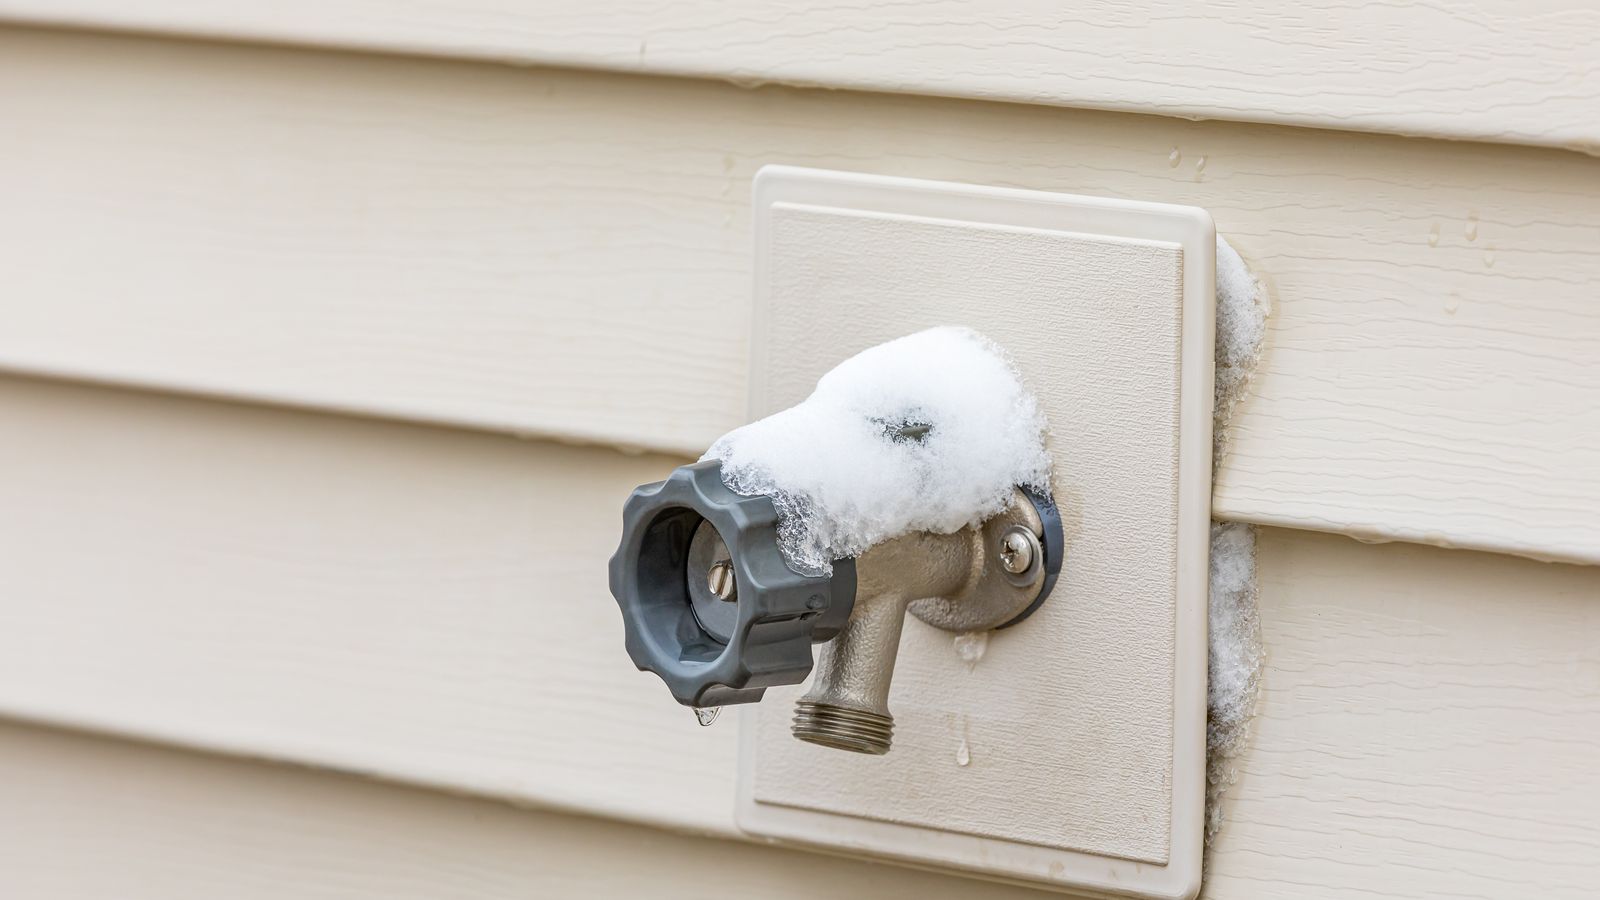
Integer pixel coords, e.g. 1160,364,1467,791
702,326,1050,576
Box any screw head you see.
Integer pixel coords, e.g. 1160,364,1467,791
706,559,738,601
998,528,1037,575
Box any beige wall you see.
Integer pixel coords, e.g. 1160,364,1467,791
0,375,1593,897
2,0,1596,150
0,17,1594,900
2,27,1598,564
0,721,1051,899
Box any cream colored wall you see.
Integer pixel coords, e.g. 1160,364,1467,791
0,18,1595,900
2,29,1599,565
0,721,1050,900
1,0,1595,151
0,374,1594,898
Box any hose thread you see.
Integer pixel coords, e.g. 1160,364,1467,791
791,700,894,755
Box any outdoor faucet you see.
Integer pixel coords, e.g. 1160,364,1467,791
608,460,1060,755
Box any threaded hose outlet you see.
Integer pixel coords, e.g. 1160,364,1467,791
791,699,894,755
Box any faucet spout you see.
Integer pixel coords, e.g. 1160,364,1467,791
788,488,1057,755
792,530,975,754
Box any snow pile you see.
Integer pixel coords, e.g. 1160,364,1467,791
1204,520,1263,843
1205,238,1269,847
1213,237,1269,466
702,327,1050,576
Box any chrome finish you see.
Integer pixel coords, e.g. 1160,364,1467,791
999,527,1036,574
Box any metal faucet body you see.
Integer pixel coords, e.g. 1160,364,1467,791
792,491,1052,754
609,460,1058,750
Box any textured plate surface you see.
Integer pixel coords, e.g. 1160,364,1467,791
736,167,1213,899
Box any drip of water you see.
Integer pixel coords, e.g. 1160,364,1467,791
953,631,989,666
694,706,721,727
1167,147,1182,168
955,737,971,767
1427,222,1441,247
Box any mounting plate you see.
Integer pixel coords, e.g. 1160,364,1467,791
734,166,1215,899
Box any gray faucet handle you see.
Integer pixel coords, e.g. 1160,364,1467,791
607,460,856,708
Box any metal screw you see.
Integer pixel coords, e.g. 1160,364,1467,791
707,560,737,601
998,528,1037,575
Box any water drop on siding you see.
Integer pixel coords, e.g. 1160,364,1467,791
953,631,988,666
694,706,721,727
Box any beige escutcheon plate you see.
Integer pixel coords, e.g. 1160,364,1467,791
735,166,1215,900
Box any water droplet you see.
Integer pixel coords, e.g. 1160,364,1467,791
1194,155,1207,176
955,738,971,767
1465,214,1479,242
1483,245,1496,268
1167,147,1182,168
953,631,988,665
694,706,721,727
1443,296,1461,315
1427,222,1440,247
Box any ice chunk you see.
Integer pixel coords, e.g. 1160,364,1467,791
703,326,1050,575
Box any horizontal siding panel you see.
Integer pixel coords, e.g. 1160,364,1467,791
1,29,1599,564
0,376,732,836
0,3,1597,152
0,376,1594,898
0,722,1049,899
